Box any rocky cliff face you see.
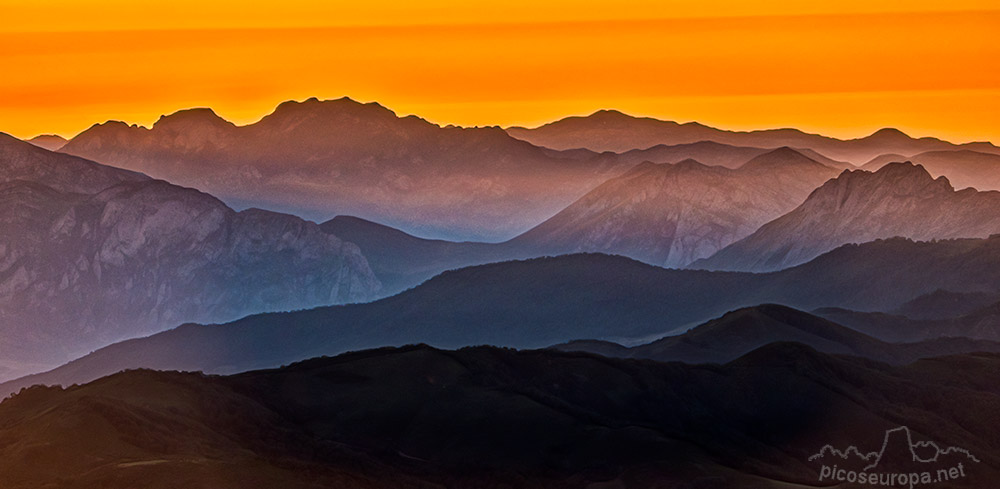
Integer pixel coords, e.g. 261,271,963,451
0,134,380,380
510,148,840,268
694,162,1000,272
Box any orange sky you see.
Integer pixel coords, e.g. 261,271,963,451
1,1,998,143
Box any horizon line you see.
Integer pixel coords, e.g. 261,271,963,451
17,95,999,147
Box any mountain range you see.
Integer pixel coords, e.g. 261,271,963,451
0,129,862,378
507,109,1000,165
58,98,630,241
10,235,1000,396
862,149,1000,191
695,162,1000,272
2,343,998,488
816,300,1000,344
509,147,841,267
0,133,380,380
609,139,852,170
555,304,1000,364
321,146,842,283
8,96,1000,488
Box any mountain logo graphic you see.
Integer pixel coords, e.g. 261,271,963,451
809,426,980,470
809,426,980,487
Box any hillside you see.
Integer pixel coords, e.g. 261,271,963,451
2,344,998,488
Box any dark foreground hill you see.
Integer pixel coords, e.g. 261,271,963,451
2,344,998,488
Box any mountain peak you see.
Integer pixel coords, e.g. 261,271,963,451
866,127,912,141
873,160,943,184
152,107,234,132
588,109,634,119
261,97,400,128
67,120,145,146
817,162,953,201
741,146,824,171
26,134,68,151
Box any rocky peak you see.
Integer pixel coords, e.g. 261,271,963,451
865,161,953,193
152,108,234,133
62,121,146,152
810,162,954,208
261,97,398,127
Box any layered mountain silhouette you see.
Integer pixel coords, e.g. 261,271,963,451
0,134,380,380
554,304,1000,364
2,344,998,488
319,215,528,295
611,140,852,170
10,97,1000,488
863,150,1000,191
59,98,629,241
695,162,1000,272
892,289,1000,320
817,299,1000,343
324,147,841,279
510,148,841,267
12,235,1000,395
507,110,1000,165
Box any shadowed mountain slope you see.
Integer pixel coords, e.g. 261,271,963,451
319,215,531,295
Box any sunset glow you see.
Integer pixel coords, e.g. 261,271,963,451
1,1,998,142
